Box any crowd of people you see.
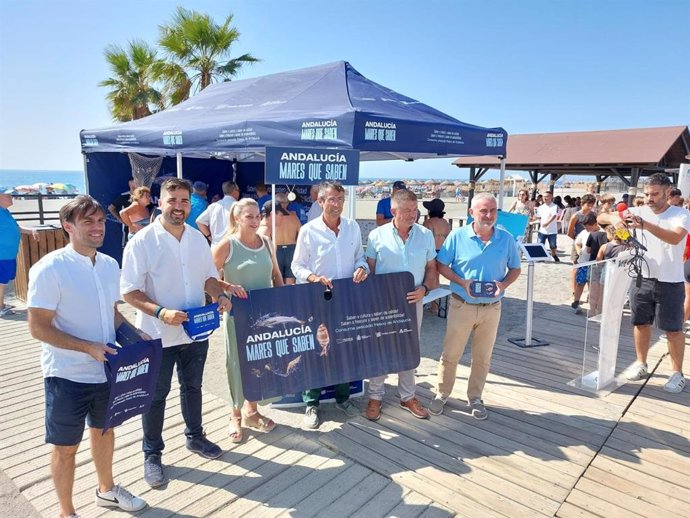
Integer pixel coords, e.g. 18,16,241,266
1,172,685,517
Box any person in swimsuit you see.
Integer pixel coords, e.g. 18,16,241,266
119,186,152,238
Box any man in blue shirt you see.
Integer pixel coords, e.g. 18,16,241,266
430,193,521,420
186,181,208,231
365,189,436,421
376,180,406,226
0,192,37,316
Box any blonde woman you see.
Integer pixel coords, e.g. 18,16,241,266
212,198,284,442
119,186,151,238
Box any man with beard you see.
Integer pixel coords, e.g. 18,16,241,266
365,189,436,421
429,193,521,419
291,181,370,429
28,196,146,517
598,173,690,393
121,178,232,487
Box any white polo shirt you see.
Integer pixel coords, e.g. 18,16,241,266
120,218,219,348
195,195,237,245
291,215,367,283
28,245,120,383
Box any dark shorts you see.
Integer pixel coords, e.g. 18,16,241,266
685,259,690,284
277,244,296,280
0,259,17,284
44,377,110,446
537,232,557,249
629,279,684,332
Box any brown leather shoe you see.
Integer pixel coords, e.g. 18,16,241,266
365,399,382,421
400,398,429,419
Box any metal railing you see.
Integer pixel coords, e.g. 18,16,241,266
9,193,78,225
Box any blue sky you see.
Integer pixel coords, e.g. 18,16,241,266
1,0,688,180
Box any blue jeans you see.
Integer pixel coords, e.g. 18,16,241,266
142,340,209,458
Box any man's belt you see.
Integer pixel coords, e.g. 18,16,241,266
451,292,500,307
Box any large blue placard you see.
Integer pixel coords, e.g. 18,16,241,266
232,272,419,401
103,325,162,431
265,146,360,186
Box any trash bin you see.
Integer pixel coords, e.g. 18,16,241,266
14,225,67,301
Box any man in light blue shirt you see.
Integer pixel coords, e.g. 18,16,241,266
430,193,521,420
365,189,436,421
186,181,208,231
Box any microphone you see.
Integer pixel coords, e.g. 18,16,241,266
615,227,647,251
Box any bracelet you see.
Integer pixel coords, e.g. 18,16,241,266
158,308,167,321
422,284,430,295
218,293,230,301
153,305,163,318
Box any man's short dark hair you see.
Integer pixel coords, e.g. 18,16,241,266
160,178,192,196
669,187,682,197
581,194,596,205
59,195,106,240
646,173,672,187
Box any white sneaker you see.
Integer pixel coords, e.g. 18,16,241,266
623,361,648,381
304,406,319,429
664,372,686,393
95,484,146,512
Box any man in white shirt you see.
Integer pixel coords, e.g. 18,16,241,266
121,178,232,488
196,181,240,245
536,191,560,261
28,196,146,517
291,181,369,429
599,173,690,393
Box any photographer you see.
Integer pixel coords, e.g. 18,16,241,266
597,173,690,393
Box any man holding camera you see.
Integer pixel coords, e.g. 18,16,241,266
429,193,521,419
598,173,689,393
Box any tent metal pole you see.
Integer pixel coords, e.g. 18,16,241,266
271,184,276,247
347,185,356,219
82,154,89,195
498,157,506,210
176,152,183,179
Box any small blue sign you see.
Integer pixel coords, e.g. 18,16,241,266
265,146,360,186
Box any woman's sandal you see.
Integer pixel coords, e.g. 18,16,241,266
242,411,276,433
228,415,244,443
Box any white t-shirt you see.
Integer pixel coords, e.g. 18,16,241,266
574,230,591,263
28,245,120,383
195,195,236,245
120,218,219,347
537,203,559,235
630,205,690,282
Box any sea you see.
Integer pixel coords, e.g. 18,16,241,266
0,169,85,193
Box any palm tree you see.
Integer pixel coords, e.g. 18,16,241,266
157,7,259,103
99,40,165,121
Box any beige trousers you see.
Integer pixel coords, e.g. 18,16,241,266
436,295,501,401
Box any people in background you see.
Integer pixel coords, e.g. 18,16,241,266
668,187,683,207
306,184,322,221
186,181,208,230
119,187,152,239
196,181,240,245
376,180,406,226
255,183,271,209
536,191,560,262
258,200,301,285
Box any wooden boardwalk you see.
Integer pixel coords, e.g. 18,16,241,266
1,298,688,517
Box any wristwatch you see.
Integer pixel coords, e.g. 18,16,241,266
422,284,430,295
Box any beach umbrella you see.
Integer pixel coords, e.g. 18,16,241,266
15,185,39,193
424,179,436,185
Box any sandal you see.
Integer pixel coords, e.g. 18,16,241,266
228,415,244,443
242,411,276,433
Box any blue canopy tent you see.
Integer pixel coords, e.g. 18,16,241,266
80,61,507,261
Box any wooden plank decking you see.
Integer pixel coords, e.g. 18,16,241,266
1,294,688,517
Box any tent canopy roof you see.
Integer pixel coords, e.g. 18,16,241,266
81,61,506,161
452,126,689,175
